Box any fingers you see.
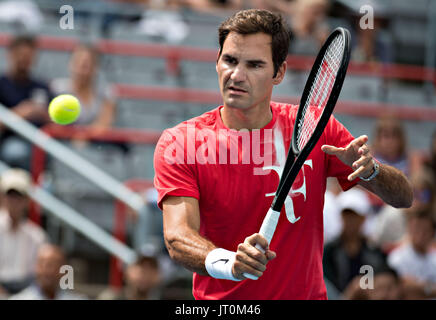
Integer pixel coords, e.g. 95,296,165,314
352,135,369,148
323,135,374,181
321,144,344,155
233,233,276,280
348,143,374,181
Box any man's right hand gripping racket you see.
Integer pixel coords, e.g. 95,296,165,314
244,27,351,280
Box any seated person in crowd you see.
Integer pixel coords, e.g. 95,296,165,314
323,188,389,295
9,244,87,300
0,168,47,296
342,266,403,300
287,0,330,56
388,208,436,300
98,244,162,300
50,44,116,139
0,34,53,170
371,168,435,251
372,115,409,176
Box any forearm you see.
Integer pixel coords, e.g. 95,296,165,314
164,228,216,276
358,163,413,208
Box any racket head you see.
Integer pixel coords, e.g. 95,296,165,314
291,27,351,157
271,27,350,211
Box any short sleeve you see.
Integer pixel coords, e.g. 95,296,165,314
153,128,200,209
324,115,358,191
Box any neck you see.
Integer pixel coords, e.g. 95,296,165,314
40,285,57,300
9,70,29,83
126,287,149,300
220,103,272,131
10,219,20,231
72,77,92,92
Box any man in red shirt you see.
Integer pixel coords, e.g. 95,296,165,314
154,9,412,299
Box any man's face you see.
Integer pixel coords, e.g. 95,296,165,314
370,273,401,300
216,32,285,112
341,210,365,237
69,48,97,81
4,190,29,222
409,217,435,254
35,248,64,292
8,44,36,78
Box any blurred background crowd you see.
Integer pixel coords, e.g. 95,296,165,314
0,0,435,300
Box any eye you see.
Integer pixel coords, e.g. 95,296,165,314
224,56,237,65
249,62,262,69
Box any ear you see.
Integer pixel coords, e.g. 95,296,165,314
216,50,221,73
272,61,287,85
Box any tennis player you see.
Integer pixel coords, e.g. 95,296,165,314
153,9,412,299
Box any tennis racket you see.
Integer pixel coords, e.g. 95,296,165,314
243,27,351,280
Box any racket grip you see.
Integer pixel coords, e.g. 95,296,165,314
242,208,280,280
258,207,281,245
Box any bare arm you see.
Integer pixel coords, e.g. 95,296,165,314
322,135,413,208
92,98,116,130
162,196,276,279
162,196,215,275
358,163,412,208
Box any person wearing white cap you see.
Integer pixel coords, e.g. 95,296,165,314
323,188,389,298
0,168,47,298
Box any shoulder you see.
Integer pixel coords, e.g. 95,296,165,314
0,75,8,84
271,101,298,118
22,221,47,243
8,286,38,300
387,243,411,264
58,291,88,300
29,77,51,90
49,78,71,95
323,237,342,254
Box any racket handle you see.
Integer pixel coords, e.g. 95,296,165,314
258,207,281,244
242,208,280,280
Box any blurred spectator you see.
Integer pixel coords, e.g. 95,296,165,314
0,168,47,296
369,267,403,300
371,168,435,252
9,244,87,300
387,208,436,300
136,1,190,44
98,244,162,300
342,266,403,300
287,0,330,56
0,0,44,31
372,115,409,176
421,129,436,183
0,34,53,170
247,0,293,15
50,44,117,136
179,0,244,14
323,188,388,294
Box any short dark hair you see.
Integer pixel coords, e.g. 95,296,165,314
218,9,291,77
8,34,37,50
408,208,436,231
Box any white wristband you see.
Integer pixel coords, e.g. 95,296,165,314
205,248,241,281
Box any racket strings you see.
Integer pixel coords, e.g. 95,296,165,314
297,35,345,151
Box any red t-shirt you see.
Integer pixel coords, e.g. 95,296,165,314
154,101,357,299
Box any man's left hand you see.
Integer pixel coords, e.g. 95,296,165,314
321,135,375,181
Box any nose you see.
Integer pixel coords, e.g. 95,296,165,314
230,65,247,82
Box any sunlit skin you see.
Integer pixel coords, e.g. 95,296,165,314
216,32,286,130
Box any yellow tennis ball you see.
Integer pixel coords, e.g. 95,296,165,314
48,94,81,125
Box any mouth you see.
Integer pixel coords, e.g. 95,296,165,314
227,85,248,95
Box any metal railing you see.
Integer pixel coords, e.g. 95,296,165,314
0,103,147,265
